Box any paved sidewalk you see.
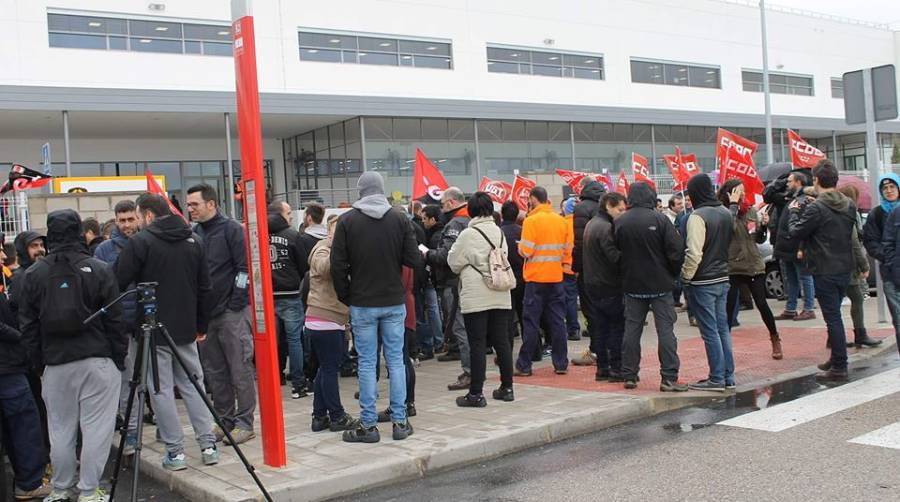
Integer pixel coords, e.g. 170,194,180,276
130,297,897,502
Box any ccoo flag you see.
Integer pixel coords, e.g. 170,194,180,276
412,148,449,204
787,129,827,168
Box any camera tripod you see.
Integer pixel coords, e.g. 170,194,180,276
85,282,272,502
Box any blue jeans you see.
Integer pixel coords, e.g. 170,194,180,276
275,297,305,388
563,274,581,335
814,273,850,370
308,328,346,420
687,282,734,385
350,305,407,427
0,373,46,491
416,286,443,352
882,279,900,356
783,260,815,312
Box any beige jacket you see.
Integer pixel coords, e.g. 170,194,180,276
448,216,513,314
306,237,350,326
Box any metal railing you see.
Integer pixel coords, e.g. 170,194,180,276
0,192,30,238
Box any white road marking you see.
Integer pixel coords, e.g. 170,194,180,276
848,421,900,450
718,369,900,432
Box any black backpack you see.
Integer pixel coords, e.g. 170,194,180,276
40,253,93,337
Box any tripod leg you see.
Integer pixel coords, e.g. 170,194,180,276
156,324,273,502
108,334,142,500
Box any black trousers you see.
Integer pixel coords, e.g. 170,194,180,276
726,274,777,336
464,309,513,395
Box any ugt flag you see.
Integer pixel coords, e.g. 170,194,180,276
412,148,449,204
511,175,536,211
478,177,513,206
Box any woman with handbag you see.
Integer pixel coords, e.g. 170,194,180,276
448,192,516,407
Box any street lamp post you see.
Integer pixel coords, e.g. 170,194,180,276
759,0,775,165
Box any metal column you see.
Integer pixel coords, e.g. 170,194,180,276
473,118,481,180
569,122,576,171
862,69,887,323
359,116,368,172
62,110,71,177
759,0,775,165
225,112,237,218
832,131,839,169
650,124,658,175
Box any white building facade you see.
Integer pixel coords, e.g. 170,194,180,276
1,0,899,210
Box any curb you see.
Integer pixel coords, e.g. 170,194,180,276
136,397,654,502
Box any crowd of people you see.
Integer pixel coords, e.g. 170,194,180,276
1,158,899,501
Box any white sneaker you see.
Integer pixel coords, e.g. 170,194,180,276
77,489,109,502
43,488,72,502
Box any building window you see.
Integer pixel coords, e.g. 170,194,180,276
742,70,814,96
486,46,603,80
47,13,232,56
299,31,452,69
831,78,844,99
630,59,720,89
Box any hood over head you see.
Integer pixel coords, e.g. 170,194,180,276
357,171,385,198
626,181,657,209
686,174,721,209
267,212,290,234
353,171,392,219
46,209,87,254
878,173,900,214
579,180,607,202
146,214,193,242
14,230,45,268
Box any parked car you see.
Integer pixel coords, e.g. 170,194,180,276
757,240,784,300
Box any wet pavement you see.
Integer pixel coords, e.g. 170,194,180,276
339,351,900,502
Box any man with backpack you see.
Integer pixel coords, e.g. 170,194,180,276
20,209,126,502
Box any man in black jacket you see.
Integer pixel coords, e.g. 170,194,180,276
9,230,45,310
768,171,817,321
572,179,605,345
426,187,472,391
117,193,219,470
0,239,51,500
331,171,421,443
582,192,626,382
20,209,125,501
500,201,525,346
187,183,257,445
268,200,309,399
681,175,734,392
615,182,687,392
418,205,445,359
786,160,868,382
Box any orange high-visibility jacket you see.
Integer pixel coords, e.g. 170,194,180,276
519,203,573,283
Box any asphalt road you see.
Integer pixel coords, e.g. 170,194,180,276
340,351,900,502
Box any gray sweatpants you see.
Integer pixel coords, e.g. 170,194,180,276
442,286,471,374
43,357,119,496
199,307,258,432
149,342,216,455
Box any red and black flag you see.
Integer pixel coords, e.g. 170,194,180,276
0,164,52,194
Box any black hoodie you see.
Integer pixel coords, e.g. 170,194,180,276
194,212,249,318
787,190,865,276
682,174,732,285
268,213,306,296
19,209,126,370
9,230,45,313
116,215,213,345
614,182,685,295
572,181,607,274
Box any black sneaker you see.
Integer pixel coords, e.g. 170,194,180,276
311,415,330,432
376,407,393,423
342,424,380,443
407,402,417,418
689,380,725,392
660,379,689,392
329,414,358,432
437,352,461,362
291,385,308,399
419,351,435,361
492,386,515,402
392,421,414,440
567,332,582,341
456,393,487,408
595,369,611,381
623,379,638,389
607,370,625,383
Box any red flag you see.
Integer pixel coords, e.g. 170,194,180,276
478,176,513,205
630,153,656,191
556,169,611,194
720,143,764,204
146,170,187,221
616,171,630,195
511,175,536,211
716,128,758,184
788,129,826,168
412,148,449,203
595,173,613,192
663,154,688,189
0,164,52,194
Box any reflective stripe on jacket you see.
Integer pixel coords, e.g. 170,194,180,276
519,203,573,283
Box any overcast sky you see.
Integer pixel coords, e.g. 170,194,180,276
769,0,900,28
